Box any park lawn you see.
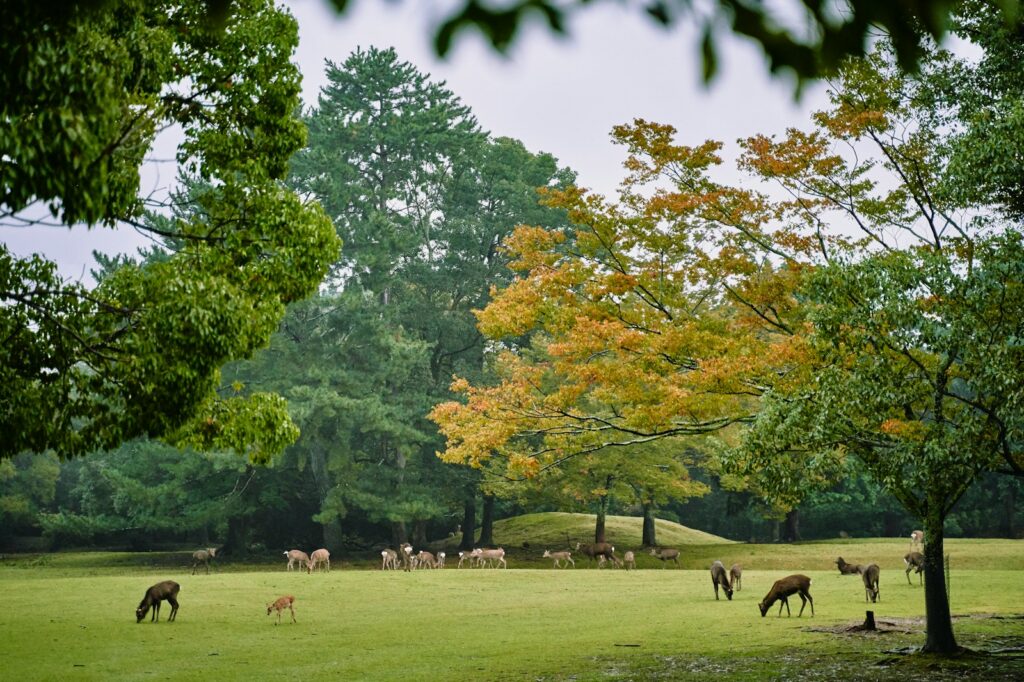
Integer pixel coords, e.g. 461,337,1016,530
1,551,1023,680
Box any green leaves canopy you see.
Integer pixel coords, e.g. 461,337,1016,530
1,0,341,460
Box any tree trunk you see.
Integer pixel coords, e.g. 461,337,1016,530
1006,483,1017,538
782,508,801,542
321,517,344,554
922,508,959,653
223,515,248,556
460,495,476,551
308,444,342,553
391,521,408,547
642,502,657,547
479,494,495,547
412,519,427,547
595,499,609,544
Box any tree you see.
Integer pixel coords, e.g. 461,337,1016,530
432,20,1024,653
1,0,340,460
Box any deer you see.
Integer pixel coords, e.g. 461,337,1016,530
191,548,217,575
543,549,575,568
400,543,414,572
729,563,742,591
758,574,814,618
710,560,734,600
283,549,309,572
576,542,617,565
266,595,296,625
414,550,436,569
835,557,862,575
457,549,477,568
904,551,925,585
862,563,880,603
909,530,924,552
649,547,680,566
135,580,180,623
306,548,330,573
381,549,399,570
622,550,636,570
477,547,507,568
435,551,446,568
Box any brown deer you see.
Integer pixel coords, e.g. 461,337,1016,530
543,550,575,568
283,549,309,571
710,560,733,601
835,557,862,575
306,548,330,573
904,551,925,585
136,580,180,623
648,547,680,566
758,575,814,618
909,530,924,552
729,563,742,591
191,547,217,575
862,563,880,603
267,595,296,624
576,542,617,565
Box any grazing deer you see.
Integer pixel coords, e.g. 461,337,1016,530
904,551,925,585
381,549,399,570
649,547,680,566
435,552,446,569
306,548,330,573
622,551,636,570
758,575,814,618
835,557,862,575
729,563,742,591
710,560,734,601
136,580,180,623
576,542,617,565
862,563,880,603
543,550,575,568
191,548,217,575
283,549,309,572
909,530,924,552
266,595,296,624
457,549,477,568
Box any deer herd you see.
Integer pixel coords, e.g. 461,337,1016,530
133,529,930,625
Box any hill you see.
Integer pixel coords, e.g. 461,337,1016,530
441,512,733,550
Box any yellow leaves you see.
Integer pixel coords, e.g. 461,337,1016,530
879,418,926,441
739,129,832,179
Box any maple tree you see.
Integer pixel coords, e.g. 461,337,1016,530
432,28,1024,652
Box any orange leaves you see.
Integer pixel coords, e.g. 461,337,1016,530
879,418,926,442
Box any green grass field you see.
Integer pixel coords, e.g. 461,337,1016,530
1,532,1022,680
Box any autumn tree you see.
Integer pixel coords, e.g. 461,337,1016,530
1,0,340,460
432,12,1024,653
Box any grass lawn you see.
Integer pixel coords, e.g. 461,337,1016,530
1,538,1022,680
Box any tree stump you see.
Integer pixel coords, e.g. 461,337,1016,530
863,610,876,631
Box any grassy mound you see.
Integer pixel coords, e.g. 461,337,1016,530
440,511,733,551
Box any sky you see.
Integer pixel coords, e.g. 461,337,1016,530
2,0,830,281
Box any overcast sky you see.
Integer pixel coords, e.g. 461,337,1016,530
3,0,829,281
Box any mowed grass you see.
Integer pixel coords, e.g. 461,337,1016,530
2,539,1023,680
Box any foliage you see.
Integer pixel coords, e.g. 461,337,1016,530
0,452,60,538
0,0,340,460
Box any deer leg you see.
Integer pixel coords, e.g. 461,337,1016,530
290,605,296,623
152,601,161,622
167,597,179,622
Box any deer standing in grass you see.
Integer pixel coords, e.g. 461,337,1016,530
307,548,330,573
284,550,309,571
758,575,814,618
622,551,635,570
649,547,680,566
191,548,217,575
862,563,880,603
710,560,734,601
136,580,180,623
909,530,924,552
729,564,742,591
904,552,925,585
381,549,399,570
543,550,574,568
267,595,296,624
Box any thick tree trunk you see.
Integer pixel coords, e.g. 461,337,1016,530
223,515,248,556
321,518,344,553
782,508,801,542
460,495,476,551
642,502,657,547
412,519,428,547
308,444,342,553
391,521,408,547
1006,484,1017,538
479,494,495,547
595,498,609,544
922,509,959,653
